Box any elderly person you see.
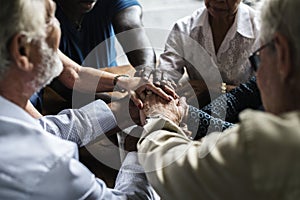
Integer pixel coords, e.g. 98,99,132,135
0,0,159,199
138,0,300,199
158,0,260,107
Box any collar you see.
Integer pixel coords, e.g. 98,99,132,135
191,3,256,39
236,3,257,39
191,6,207,30
0,96,40,126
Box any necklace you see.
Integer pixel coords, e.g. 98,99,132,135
75,16,84,31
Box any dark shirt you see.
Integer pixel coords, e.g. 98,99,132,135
56,0,140,68
187,76,262,139
30,0,141,110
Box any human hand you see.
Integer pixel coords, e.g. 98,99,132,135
140,92,188,126
108,95,141,131
225,84,237,92
134,65,178,96
117,76,178,109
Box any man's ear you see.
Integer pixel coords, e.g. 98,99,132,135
8,34,33,71
274,32,292,81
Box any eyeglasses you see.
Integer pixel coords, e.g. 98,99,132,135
249,40,274,72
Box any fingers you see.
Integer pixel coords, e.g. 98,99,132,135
153,68,162,84
157,72,179,99
160,83,179,99
130,90,143,109
134,67,179,100
135,67,153,80
177,97,188,122
178,96,187,107
139,109,147,125
144,83,172,102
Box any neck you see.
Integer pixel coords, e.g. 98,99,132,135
0,72,33,110
209,14,236,53
209,14,235,31
267,84,300,115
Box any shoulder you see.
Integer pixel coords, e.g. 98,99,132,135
0,116,77,159
0,117,78,195
237,110,300,189
106,0,141,11
239,110,300,147
172,6,206,33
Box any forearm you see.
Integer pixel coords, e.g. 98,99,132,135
126,48,156,69
201,76,261,122
113,6,156,68
77,67,116,92
138,117,246,200
187,106,234,140
58,50,123,93
157,23,188,82
137,117,202,199
38,100,117,146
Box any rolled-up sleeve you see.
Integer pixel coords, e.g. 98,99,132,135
38,100,117,146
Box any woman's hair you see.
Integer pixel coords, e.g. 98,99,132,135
260,0,300,67
0,0,46,80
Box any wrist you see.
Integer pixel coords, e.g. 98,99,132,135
113,74,129,92
146,113,180,126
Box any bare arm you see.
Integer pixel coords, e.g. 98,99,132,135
58,50,174,107
112,6,156,68
58,50,116,92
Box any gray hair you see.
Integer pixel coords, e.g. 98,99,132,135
0,0,46,80
260,0,300,67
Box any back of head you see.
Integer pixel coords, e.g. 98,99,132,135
0,0,46,80
260,0,300,69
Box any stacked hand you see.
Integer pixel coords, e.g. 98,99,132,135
139,90,188,126
118,65,178,109
110,66,188,152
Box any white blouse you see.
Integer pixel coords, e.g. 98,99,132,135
159,3,260,86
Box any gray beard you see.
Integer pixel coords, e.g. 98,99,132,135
30,39,63,92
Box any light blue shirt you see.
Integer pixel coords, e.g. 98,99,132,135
0,96,158,199
38,99,117,147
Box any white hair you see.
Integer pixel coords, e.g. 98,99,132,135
0,0,46,80
260,0,300,66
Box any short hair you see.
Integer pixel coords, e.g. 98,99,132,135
260,0,300,67
0,0,46,79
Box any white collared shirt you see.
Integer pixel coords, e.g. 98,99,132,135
159,3,260,85
0,96,158,199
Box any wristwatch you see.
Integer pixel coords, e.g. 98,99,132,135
113,74,129,92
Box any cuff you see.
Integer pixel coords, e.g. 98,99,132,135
141,116,185,140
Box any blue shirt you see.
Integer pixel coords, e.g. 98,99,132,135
56,0,140,68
